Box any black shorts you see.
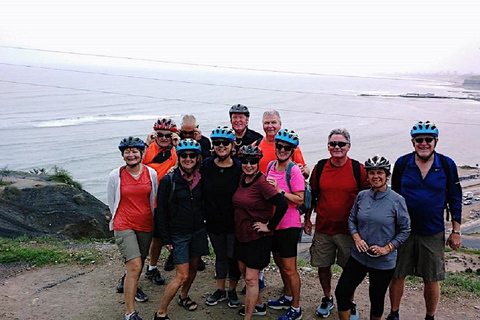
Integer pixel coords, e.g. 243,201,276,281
271,228,301,258
234,236,272,270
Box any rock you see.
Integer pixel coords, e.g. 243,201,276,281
0,172,112,239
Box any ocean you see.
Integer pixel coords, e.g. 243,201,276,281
1,61,479,203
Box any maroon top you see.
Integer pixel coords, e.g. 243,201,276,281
233,173,278,242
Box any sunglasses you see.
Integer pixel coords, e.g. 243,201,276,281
157,133,173,138
212,140,231,147
240,158,259,165
414,137,434,144
329,141,349,148
179,152,197,159
181,130,195,135
275,143,293,152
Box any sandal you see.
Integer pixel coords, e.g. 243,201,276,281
177,295,198,311
153,312,170,320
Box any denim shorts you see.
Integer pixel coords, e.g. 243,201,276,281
171,228,209,265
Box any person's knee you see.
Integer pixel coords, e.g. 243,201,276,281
126,258,143,275
245,275,258,287
334,286,352,311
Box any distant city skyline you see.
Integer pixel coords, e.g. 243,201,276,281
1,0,479,76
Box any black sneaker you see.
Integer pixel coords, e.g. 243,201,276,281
124,310,143,320
238,303,267,316
205,289,227,305
385,312,400,320
116,274,125,293
164,254,174,271
145,268,165,285
134,287,149,302
197,257,206,271
227,289,241,308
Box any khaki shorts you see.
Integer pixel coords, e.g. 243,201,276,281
393,231,445,281
310,232,352,269
114,229,153,263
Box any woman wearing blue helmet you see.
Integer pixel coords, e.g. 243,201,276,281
203,127,243,308
107,137,158,320
154,139,209,320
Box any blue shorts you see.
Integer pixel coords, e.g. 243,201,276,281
171,228,209,265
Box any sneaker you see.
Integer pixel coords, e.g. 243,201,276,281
164,254,174,271
124,310,143,320
205,289,227,306
116,274,125,293
316,296,334,318
385,312,399,320
350,301,359,320
227,289,241,308
267,295,292,310
197,258,206,271
238,303,267,316
277,307,303,320
145,268,165,285
241,278,267,294
134,287,149,302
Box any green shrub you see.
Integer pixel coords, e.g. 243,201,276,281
2,186,21,200
48,166,82,190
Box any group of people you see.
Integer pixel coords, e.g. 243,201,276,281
107,103,463,320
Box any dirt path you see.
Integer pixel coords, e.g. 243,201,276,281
1,245,480,320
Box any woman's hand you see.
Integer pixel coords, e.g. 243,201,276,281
165,244,173,252
252,222,270,233
368,245,390,256
266,177,278,190
354,237,369,252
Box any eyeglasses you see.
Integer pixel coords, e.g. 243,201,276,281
212,140,231,147
275,143,293,152
240,158,259,165
181,130,195,135
414,137,434,144
179,152,197,159
329,141,349,148
157,133,173,138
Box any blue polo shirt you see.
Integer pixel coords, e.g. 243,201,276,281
393,152,462,235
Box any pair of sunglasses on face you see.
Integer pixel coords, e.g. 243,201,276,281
240,158,259,165
212,140,231,147
414,137,435,144
275,143,294,152
328,141,349,148
157,133,172,138
179,152,197,159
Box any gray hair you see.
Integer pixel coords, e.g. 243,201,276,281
181,114,197,127
262,110,281,122
328,128,351,143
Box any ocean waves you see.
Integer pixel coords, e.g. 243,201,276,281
33,114,181,128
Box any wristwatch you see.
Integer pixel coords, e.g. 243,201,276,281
281,190,286,196
452,230,461,235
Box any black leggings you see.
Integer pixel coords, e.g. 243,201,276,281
335,256,394,318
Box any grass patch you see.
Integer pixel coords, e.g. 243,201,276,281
48,166,82,190
0,236,107,267
442,272,480,297
459,165,478,170
0,181,13,186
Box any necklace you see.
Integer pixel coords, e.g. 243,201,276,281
128,166,143,178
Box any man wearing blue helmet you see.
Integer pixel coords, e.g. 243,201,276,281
385,121,463,320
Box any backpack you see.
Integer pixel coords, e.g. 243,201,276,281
310,158,362,208
391,152,454,221
267,161,312,214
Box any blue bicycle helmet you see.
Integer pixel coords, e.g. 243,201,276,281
211,126,236,141
176,138,202,154
410,121,438,137
118,137,145,152
274,129,299,147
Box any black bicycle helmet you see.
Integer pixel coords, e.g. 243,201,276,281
364,155,391,172
238,145,263,159
118,137,145,152
229,104,250,117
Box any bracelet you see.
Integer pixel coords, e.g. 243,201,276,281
387,243,394,252
452,230,461,235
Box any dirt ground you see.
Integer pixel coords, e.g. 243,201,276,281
1,244,480,320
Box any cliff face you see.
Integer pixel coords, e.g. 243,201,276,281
0,172,112,239
463,76,480,89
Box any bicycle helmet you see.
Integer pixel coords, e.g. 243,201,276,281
118,137,145,152
364,155,391,172
176,138,202,154
211,126,236,141
153,118,179,133
229,104,250,117
274,129,299,147
410,121,438,137
238,145,263,159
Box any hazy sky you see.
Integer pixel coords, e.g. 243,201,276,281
1,0,479,75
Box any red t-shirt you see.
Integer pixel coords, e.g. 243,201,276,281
233,174,279,242
310,158,368,235
113,168,154,232
256,138,306,174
